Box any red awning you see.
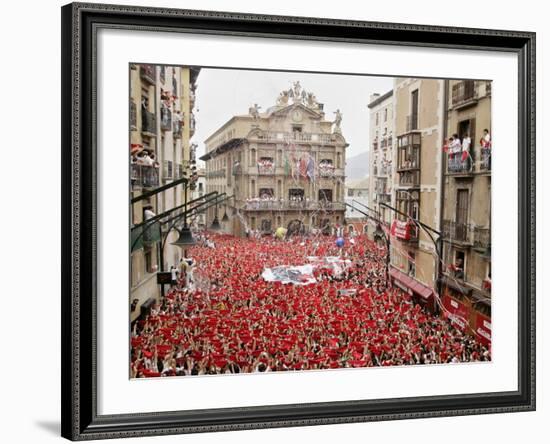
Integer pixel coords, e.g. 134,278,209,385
389,267,433,299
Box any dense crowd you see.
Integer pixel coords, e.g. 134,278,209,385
130,234,490,378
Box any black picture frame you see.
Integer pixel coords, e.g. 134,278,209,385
61,2,536,440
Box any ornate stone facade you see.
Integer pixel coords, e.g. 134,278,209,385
201,84,348,236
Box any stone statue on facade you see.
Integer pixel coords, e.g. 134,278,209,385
276,90,290,106
249,103,261,120
306,92,319,110
292,81,302,101
333,109,343,133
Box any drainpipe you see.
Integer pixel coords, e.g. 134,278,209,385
436,80,450,312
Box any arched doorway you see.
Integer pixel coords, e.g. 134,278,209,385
287,219,305,236
363,224,369,234
348,224,355,235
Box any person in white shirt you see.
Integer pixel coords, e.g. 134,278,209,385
450,133,462,157
481,129,491,148
461,133,471,153
144,206,155,220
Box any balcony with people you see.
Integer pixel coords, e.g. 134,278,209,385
130,148,160,189
319,159,335,177
257,157,275,175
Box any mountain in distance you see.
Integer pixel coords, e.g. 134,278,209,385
345,151,370,181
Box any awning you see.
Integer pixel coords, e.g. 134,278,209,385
389,267,433,299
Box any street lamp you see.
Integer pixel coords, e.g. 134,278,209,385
171,225,196,248
210,215,222,231
221,208,229,222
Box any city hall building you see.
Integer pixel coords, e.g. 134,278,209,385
201,82,348,237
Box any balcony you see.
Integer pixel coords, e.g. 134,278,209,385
391,219,419,243
451,80,478,110
257,159,275,175
377,193,391,204
141,110,156,136
130,99,137,130
398,170,420,187
206,169,226,179
319,162,335,177
232,163,243,176
173,119,183,139
160,107,172,132
406,114,419,132
162,160,173,180
175,164,184,180
242,200,345,211
140,65,155,84
479,148,491,172
473,227,491,252
257,131,335,144
131,164,159,189
442,220,473,245
447,155,472,174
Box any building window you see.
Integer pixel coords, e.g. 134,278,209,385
259,188,274,198
144,246,154,274
319,189,333,202
407,252,416,277
292,125,302,133
260,219,272,233
384,108,388,122
375,112,379,125
288,189,304,200
410,89,419,130
454,250,466,280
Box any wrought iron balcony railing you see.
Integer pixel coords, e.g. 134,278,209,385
447,155,472,174
442,220,474,244
173,119,182,138
130,99,137,130
398,170,420,187
131,164,159,189
242,200,345,211
480,148,491,172
473,227,491,250
258,131,335,144
160,107,172,132
141,110,156,135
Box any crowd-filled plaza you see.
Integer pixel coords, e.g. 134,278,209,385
130,233,491,378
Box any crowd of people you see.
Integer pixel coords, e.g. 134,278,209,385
130,233,491,378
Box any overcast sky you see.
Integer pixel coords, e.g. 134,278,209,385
191,68,394,161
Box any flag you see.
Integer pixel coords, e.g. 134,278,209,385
284,156,290,176
306,155,315,181
461,150,469,162
299,156,308,178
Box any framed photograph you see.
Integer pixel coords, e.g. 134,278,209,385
61,2,535,440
